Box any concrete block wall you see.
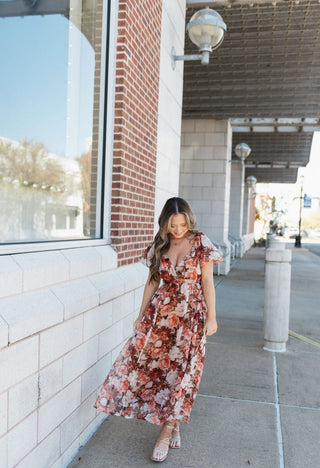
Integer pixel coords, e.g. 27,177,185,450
179,119,232,274
229,161,244,239
154,0,186,232
0,247,148,468
243,233,255,251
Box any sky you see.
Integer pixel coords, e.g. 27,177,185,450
0,13,94,158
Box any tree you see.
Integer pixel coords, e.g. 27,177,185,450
0,138,67,191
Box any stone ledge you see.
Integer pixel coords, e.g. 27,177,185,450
0,250,147,350
0,256,23,299
0,317,9,350
0,245,117,299
51,278,99,320
13,251,69,292
89,262,148,304
0,290,63,345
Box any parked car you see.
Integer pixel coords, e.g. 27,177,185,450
285,227,308,239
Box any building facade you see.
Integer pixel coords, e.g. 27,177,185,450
3,0,308,466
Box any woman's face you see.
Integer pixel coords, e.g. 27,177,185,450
169,213,189,239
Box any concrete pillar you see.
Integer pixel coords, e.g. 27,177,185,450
229,161,245,256
242,184,250,235
266,233,274,249
179,119,231,274
263,247,292,352
153,0,186,233
242,186,255,251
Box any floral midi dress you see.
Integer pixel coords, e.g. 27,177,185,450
94,232,223,425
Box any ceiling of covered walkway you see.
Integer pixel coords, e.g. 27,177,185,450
184,0,320,183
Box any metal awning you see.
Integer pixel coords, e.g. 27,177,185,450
183,0,320,120
232,132,313,167
245,167,298,183
233,131,313,183
183,0,320,182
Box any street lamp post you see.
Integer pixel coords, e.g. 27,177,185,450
294,176,304,248
296,183,303,247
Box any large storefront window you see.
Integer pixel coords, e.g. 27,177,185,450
0,1,108,243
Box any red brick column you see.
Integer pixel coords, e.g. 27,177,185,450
111,0,162,266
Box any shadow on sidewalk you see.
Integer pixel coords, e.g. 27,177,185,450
68,247,320,468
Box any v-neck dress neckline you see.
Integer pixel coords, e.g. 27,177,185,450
163,233,198,268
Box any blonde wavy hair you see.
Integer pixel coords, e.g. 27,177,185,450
149,197,197,283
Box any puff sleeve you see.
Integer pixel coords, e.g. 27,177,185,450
140,242,155,268
199,233,223,266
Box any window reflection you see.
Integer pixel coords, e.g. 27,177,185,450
0,1,106,243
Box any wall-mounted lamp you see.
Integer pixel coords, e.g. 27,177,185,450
234,142,251,164
246,175,257,197
171,8,227,70
246,175,257,188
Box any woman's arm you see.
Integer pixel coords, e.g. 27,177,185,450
133,271,160,331
201,260,218,336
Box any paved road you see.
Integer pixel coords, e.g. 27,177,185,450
284,237,320,257
307,243,320,256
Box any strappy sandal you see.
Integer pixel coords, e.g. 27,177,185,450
169,422,181,449
151,424,174,462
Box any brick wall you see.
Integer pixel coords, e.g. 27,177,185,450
111,0,163,265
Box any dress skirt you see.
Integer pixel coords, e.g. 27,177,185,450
94,232,223,425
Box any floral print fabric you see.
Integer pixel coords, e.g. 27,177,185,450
94,232,223,425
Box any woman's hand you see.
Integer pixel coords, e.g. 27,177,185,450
133,315,142,332
204,317,218,336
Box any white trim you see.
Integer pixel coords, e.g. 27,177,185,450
198,392,320,412
0,239,110,256
94,0,110,238
102,0,119,243
197,393,275,406
273,354,285,468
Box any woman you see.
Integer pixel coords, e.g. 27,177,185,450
94,197,223,462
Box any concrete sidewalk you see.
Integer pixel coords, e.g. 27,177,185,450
68,247,320,468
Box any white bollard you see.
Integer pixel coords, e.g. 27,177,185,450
269,237,284,249
263,247,292,352
266,233,275,249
